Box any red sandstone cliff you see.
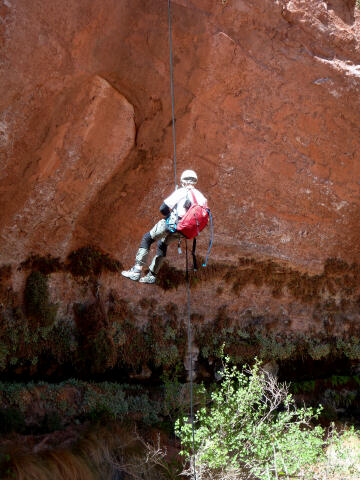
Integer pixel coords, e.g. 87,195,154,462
2,3,360,466
0,0,360,344
0,0,359,269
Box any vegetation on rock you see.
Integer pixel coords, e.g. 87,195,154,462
1,280,360,381
194,303,360,367
24,271,58,327
0,423,182,480
67,246,123,277
20,254,63,274
19,246,123,278
0,379,162,434
176,357,360,480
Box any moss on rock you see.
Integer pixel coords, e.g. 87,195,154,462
67,246,123,277
24,271,57,327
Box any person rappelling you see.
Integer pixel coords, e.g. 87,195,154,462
121,169,209,284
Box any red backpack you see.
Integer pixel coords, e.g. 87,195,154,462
176,190,209,239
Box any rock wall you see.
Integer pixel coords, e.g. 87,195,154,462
2,2,360,469
1,0,359,268
0,0,360,379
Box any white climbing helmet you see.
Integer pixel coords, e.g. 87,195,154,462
180,169,198,186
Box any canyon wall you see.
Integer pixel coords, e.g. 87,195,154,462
1,0,360,268
0,0,360,380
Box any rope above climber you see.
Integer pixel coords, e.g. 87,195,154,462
121,169,208,284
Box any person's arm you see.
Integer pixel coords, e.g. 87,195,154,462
161,188,183,217
160,202,171,217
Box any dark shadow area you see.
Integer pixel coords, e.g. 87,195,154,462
278,355,352,382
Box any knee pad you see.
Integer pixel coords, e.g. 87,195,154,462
140,232,154,250
156,240,168,257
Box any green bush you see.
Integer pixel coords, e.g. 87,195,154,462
308,342,331,360
175,357,324,480
337,337,360,359
0,380,163,432
307,427,360,479
83,382,129,421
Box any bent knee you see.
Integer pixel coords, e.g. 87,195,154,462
140,232,154,250
156,240,168,257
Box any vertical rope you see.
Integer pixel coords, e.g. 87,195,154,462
185,241,197,480
168,3,196,477
168,0,177,189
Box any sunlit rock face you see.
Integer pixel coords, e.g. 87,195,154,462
1,0,359,268
0,1,360,332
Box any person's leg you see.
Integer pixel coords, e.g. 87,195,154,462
134,233,153,268
121,219,168,281
139,233,179,283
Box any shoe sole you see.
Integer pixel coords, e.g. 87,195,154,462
121,272,140,282
139,279,156,284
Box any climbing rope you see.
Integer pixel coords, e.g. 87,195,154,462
185,241,197,478
168,0,177,189
168,1,197,478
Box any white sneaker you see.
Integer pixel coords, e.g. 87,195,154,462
139,272,156,284
121,266,141,281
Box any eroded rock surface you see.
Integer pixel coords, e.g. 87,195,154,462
1,75,135,261
0,0,360,374
0,0,359,269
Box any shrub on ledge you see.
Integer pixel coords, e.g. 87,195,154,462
176,357,324,480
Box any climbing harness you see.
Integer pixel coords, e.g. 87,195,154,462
166,210,178,233
168,1,196,478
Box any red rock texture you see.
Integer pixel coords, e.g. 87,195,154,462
74,0,360,272
0,1,360,310
1,75,134,260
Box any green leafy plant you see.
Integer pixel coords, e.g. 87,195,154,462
336,337,360,359
308,342,331,360
256,334,295,361
0,380,163,432
176,357,324,480
306,427,360,479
